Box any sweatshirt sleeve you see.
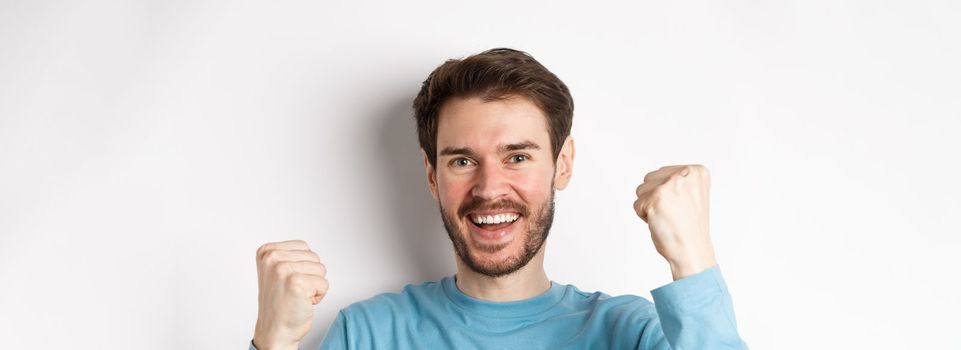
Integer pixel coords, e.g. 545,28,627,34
648,265,748,349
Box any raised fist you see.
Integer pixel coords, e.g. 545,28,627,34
253,240,329,350
634,165,717,280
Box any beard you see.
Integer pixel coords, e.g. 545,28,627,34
439,187,555,278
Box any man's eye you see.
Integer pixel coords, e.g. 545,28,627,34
509,154,529,163
452,158,474,167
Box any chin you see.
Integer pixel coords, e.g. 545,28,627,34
462,229,531,277
468,241,519,263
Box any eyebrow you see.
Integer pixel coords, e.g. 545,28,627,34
439,141,541,157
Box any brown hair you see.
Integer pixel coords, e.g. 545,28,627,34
412,48,574,167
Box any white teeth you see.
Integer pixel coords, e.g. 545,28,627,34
471,213,519,225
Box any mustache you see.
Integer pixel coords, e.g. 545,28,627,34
457,197,530,218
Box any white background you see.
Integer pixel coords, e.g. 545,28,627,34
1,1,959,349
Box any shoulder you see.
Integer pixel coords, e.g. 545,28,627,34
560,282,659,320
339,278,446,320
555,282,665,342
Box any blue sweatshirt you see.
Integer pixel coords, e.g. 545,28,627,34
250,265,747,349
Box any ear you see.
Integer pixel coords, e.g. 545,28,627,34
422,149,439,200
553,136,575,191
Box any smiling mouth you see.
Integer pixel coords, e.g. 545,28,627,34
470,212,520,225
466,212,522,241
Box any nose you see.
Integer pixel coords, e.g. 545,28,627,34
471,162,510,200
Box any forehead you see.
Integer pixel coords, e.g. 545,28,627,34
436,96,550,151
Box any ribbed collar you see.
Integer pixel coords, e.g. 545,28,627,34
441,274,567,319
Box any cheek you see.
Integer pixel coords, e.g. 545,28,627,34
510,168,555,201
436,175,469,208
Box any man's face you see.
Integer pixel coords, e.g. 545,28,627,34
424,96,573,278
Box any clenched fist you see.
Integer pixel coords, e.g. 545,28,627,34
253,240,329,350
634,165,718,281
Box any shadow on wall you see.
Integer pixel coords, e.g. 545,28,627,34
373,96,454,284
300,94,454,350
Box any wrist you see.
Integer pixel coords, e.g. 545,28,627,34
667,252,717,281
252,336,298,350
253,324,299,350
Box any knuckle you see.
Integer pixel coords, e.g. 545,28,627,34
262,249,282,266
275,261,294,275
643,206,656,218
256,243,273,259
686,164,706,176
634,201,648,220
652,184,668,197
647,191,665,208
317,262,327,276
287,274,308,293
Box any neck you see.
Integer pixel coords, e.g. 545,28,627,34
453,244,551,302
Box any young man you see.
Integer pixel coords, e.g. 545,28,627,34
250,48,747,349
